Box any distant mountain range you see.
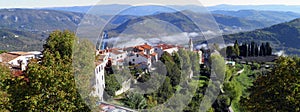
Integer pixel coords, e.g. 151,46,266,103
0,9,105,33
42,4,300,15
107,10,268,36
0,9,105,51
208,4,300,13
212,10,300,25
1,7,300,54
224,18,300,55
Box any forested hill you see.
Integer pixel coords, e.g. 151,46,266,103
0,9,105,51
0,9,106,32
108,10,269,36
224,18,300,55
0,29,42,51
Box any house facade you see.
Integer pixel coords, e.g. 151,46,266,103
93,52,109,101
0,51,42,71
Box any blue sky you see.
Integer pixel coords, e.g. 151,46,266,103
1,0,300,8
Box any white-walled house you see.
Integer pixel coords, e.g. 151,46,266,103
108,49,127,66
93,53,109,101
0,51,42,71
134,43,155,55
127,53,152,68
154,44,179,58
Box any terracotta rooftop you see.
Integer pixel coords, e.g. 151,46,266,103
155,44,177,50
136,43,152,50
95,54,108,66
0,53,19,63
99,48,125,55
9,52,34,56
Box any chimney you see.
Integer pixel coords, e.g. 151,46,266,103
19,60,26,71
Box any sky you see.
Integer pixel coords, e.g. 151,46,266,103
1,0,300,8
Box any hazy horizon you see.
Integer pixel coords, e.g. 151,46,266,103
1,0,300,9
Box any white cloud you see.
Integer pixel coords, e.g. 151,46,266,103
109,32,200,48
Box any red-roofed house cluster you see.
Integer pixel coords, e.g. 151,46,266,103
93,39,204,103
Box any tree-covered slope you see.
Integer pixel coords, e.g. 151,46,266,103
0,29,42,51
108,10,269,36
224,18,300,55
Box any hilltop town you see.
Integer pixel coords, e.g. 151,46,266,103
2,28,299,112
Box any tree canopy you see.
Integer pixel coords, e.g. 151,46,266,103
1,30,94,111
241,56,300,112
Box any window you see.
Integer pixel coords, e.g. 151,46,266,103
136,54,139,57
132,59,135,62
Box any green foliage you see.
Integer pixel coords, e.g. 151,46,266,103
123,92,147,109
0,64,12,111
104,74,122,97
189,51,200,75
0,50,7,54
157,77,173,104
2,31,92,111
241,56,300,112
210,53,226,81
73,39,99,110
226,46,234,57
183,79,208,112
161,52,182,86
224,18,300,55
233,40,240,56
0,29,43,51
178,48,191,71
212,95,231,112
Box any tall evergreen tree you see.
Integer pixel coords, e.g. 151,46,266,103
265,42,272,55
259,43,265,56
250,41,255,56
226,46,234,58
233,40,240,56
239,43,248,57
254,43,259,56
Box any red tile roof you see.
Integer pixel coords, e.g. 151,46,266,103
155,44,177,50
135,43,152,50
99,48,125,55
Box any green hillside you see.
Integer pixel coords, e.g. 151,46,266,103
0,29,43,51
224,18,300,55
108,10,269,36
